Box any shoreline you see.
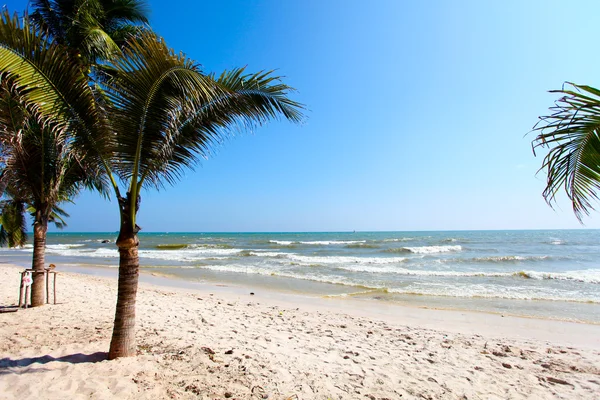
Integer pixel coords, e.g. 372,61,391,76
2,229,599,327
46,261,600,329
2,263,600,399
5,262,600,347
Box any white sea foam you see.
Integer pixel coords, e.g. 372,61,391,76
334,265,511,276
243,251,288,258
402,245,462,254
191,264,365,287
46,244,85,250
331,265,600,283
180,264,599,303
269,240,367,245
287,254,410,265
302,240,366,245
232,251,411,265
138,248,241,262
44,247,119,258
387,284,600,303
523,269,600,284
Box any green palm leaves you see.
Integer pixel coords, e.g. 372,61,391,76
30,0,149,64
0,199,27,247
533,83,600,221
99,33,304,227
0,11,106,149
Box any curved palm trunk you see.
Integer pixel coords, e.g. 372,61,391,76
108,195,140,359
30,209,48,307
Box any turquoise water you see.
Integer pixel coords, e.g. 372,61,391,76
2,230,599,322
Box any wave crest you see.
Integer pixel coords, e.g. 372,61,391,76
384,245,462,254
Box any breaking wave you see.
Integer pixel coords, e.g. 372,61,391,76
383,245,462,254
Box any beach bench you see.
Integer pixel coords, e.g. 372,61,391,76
18,266,58,308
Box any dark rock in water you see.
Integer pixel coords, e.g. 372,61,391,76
224,349,233,355
250,292,255,295
502,363,512,369
101,240,110,243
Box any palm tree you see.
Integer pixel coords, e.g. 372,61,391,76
0,1,145,306
532,83,600,221
0,13,107,306
101,34,304,359
0,10,304,357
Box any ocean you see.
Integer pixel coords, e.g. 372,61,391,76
2,230,599,323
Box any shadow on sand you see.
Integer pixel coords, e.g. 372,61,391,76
0,352,108,369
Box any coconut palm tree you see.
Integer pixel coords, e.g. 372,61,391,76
0,13,108,306
532,83,600,221
101,34,304,359
0,9,304,357
0,1,145,306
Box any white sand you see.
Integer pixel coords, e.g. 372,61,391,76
1,264,599,399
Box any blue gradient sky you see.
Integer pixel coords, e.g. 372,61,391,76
6,0,600,231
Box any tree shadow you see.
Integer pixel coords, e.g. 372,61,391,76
0,352,108,370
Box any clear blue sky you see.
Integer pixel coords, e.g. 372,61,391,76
7,0,600,232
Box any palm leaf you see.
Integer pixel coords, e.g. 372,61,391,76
0,10,113,191
102,33,305,193
30,0,150,64
0,199,27,247
532,82,600,220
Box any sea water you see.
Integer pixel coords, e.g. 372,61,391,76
2,230,599,322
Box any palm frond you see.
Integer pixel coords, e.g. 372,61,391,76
29,0,66,43
102,0,149,26
29,0,150,64
102,32,220,187
0,9,113,188
102,33,304,193
138,67,305,189
80,25,122,62
0,199,27,247
532,82,600,221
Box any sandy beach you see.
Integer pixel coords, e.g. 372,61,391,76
1,264,599,399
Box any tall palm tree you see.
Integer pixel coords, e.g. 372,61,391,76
0,10,304,357
0,13,107,306
101,34,304,359
0,0,145,306
532,83,600,221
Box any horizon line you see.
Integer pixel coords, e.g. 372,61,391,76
42,228,599,234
